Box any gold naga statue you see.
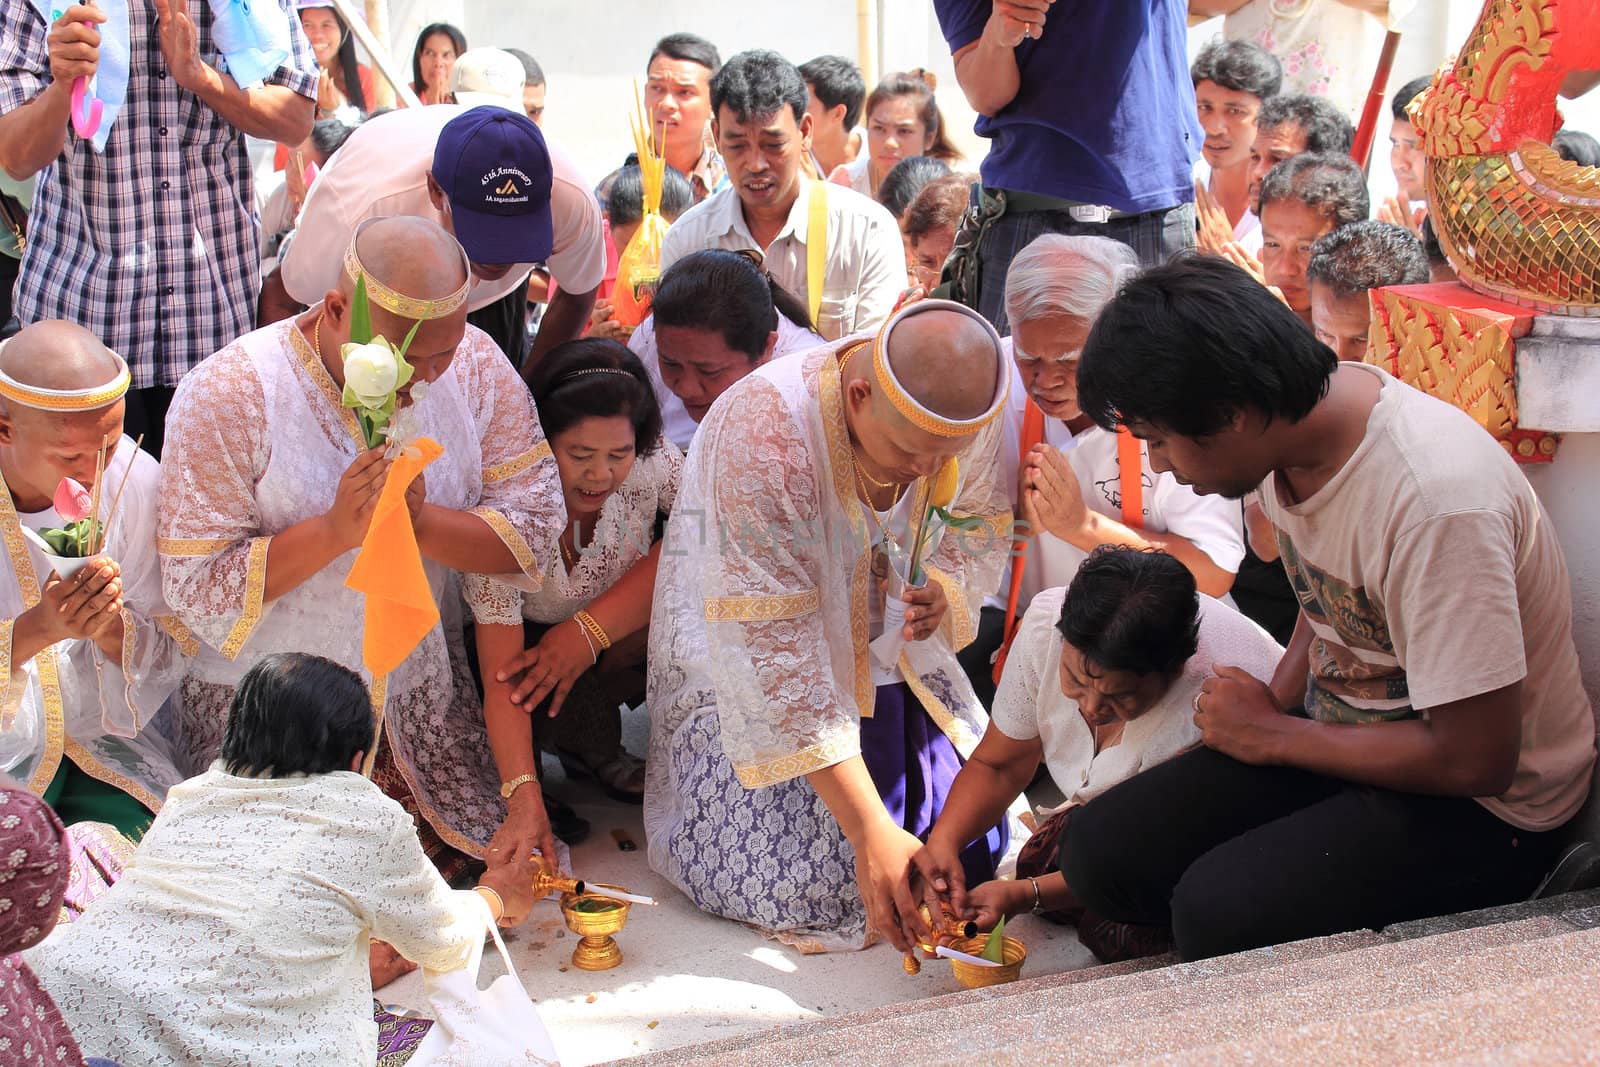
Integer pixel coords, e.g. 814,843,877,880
1366,0,1600,462
1413,0,1600,314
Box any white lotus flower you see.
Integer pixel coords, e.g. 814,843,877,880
343,342,399,408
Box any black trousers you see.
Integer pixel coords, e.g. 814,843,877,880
0,253,17,327
466,272,531,370
956,604,1009,711
123,386,177,459
1061,744,1565,961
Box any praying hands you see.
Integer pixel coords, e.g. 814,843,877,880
1019,442,1092,545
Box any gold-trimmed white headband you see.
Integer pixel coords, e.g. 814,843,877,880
0,339,131,412
344,217,472,321
871,299,1010,438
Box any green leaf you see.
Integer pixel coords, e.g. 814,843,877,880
398,317,423,361
40,528,74,555
933,506,985,531
351,273,373,345
981,914,1007,962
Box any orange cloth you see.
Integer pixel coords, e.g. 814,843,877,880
345,437,443,677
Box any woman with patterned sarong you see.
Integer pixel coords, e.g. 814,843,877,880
465,339,681,853
646,301,1025,952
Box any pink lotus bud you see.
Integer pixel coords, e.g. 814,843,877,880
52,478,92,523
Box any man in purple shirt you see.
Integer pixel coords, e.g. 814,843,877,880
933,0,1200,331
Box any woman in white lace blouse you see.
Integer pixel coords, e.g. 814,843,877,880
25,653,538,1067
468,340,682,856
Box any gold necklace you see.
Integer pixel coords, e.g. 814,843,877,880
312,313,325,361
851,444,900,492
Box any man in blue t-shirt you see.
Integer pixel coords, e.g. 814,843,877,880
932,0,1201,331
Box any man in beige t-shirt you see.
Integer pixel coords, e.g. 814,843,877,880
261,104,604,371
1055,255,1596,962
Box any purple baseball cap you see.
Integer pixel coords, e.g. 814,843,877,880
431,107,553,266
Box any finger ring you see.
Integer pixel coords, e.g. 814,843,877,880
1192,692,1203,713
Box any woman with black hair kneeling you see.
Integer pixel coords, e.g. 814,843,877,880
467,339,680,848
896,547,1281,962
26,653,536,1066
628,249,823,449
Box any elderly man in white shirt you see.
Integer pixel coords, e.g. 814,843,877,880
659,50,907,342
959,234,1246,705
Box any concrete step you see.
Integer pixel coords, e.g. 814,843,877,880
622,889,1600,1066
1137,960,1600,1067
1015,925,1600,1066
736,918,1587,1067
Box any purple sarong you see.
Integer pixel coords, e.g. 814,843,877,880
860,682,1007,886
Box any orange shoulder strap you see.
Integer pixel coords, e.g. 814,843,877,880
1116,427,1143,528
992,398,1045,686
993,418,1142,687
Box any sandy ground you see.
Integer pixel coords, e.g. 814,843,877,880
379,705,1097,1064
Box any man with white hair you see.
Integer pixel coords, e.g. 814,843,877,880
961,235,1246,702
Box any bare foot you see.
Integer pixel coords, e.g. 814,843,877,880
370,940,419,991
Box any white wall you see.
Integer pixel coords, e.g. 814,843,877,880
361,1,1600,201
371,0,985,186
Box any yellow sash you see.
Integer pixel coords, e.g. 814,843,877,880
806,181,828,327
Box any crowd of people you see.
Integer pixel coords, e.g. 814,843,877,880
0,0,1597,1064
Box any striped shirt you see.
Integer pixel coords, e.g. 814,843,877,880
0,0,318,387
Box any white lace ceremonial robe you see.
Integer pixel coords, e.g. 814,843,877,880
157,320,562,857
27,765,493,1067
0,436,187,812
462,442,683,627
644,339,1018,951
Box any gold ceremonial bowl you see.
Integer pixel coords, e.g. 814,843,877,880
948,935,1027,989
559,883,633,971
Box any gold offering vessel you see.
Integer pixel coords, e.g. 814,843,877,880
902,906,982,975
947,934,1027,989
532,867,586,900
559,882,634,971
918,904,979,950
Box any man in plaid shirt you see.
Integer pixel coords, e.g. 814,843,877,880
0,0,317,455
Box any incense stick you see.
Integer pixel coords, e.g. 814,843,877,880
934,945,1002,968
584,886,657,907
85,434,107,556
96,434,144,554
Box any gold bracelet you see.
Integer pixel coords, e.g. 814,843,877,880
572,617,598,664
475,884,505,922
574,610,612,651
499,772,539,800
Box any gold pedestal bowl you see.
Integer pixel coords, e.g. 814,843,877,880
948,935,1027,989
559,883,633,971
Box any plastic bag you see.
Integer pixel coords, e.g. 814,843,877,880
612,82,670,328
612,214,670,327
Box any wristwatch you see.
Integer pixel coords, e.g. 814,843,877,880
500,772,539,800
